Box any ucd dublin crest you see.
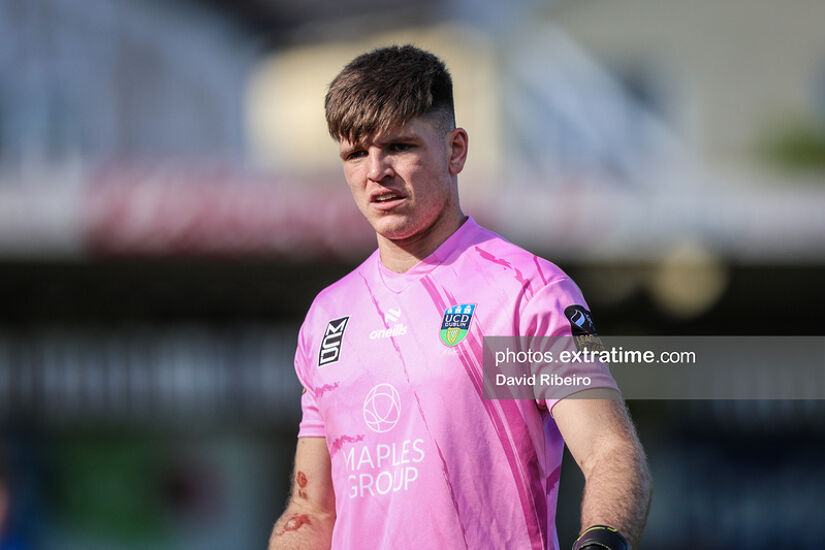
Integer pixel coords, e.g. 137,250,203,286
440,304,476,347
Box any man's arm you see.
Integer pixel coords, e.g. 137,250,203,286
269,437,336,550
552,390,652,549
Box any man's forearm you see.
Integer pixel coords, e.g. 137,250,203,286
579,439,651,549
268,505,335,550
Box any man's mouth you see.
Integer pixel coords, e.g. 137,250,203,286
370,191,406,211
372,192,404,203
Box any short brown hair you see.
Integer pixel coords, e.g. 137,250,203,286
325,45,455,143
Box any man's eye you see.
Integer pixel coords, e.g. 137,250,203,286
346,151,366,160
390,143,412,152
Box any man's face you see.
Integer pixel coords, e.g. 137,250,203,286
338,116,466,243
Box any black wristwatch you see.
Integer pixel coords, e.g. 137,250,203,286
572,525,629,550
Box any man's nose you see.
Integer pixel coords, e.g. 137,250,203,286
367,150,393,181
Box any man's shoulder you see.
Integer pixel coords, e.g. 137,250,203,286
305,249,378,316
468,222,570,286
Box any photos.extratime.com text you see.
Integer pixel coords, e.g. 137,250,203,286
482,336,825,400
493,347,697,368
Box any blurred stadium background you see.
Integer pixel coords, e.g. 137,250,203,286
1,0,824,548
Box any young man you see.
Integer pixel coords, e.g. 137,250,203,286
269,45,651,550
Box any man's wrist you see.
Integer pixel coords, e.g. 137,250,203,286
572,525,629,550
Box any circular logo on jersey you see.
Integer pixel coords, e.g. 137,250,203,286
363,383,401,433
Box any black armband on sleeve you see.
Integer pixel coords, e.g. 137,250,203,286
572,525,629,550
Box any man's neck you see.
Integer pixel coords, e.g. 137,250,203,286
377,211,467,273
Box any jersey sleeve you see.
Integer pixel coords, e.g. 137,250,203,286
294,319,326,438
521,276,620,413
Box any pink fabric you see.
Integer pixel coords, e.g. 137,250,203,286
294,217,618,550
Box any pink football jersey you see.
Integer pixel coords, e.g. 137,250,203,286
294,217,618,550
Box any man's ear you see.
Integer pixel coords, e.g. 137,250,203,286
447,128,468,175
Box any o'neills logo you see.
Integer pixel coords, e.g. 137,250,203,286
371,307,407,340
318,316,349,366
370,324,408,340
